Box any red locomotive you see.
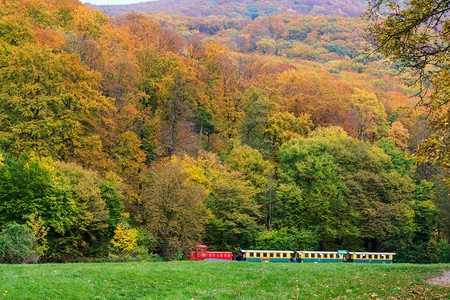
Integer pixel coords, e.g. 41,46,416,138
189,245,233,261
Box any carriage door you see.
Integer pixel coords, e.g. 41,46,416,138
337,250,349,262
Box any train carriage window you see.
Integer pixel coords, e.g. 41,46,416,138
283,253,287,258
256,253,260,257
324,254,328,258
276,253,280,257
263,253,267,258
374,255,378,259
305,253,309,258
330,254,334,258
386,255,390,259
356,254,360,258
250,253,254,257
368,255,372,259
270,253,274,258
311,254,315,258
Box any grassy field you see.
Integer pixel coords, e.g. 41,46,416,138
0,261,448,299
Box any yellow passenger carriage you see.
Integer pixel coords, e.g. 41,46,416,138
241,250,294,263
348,252,395,263
296,251,342,263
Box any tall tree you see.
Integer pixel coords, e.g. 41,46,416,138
224,144,275,228
365,0,450,184
141,158,207,260
137,49,202,158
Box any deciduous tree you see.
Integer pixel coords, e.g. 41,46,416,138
365,0,450,184
141,158,207,260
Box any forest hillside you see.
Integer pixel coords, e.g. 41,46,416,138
88,0,365,18
0,0,448,264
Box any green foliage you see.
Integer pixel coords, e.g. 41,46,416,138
0,223,39,264
327,44,352,57
100,174,125,236
0,153,124,261
432,239,450,263
184,151,262,252
276,127,431,252
0,153,63,229
224,144,276,228
224,144,273,191
376,138,414,175
50,162,110,259
277,134,357,246
255,227,319,251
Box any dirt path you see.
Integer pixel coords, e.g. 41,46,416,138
425,269,450,287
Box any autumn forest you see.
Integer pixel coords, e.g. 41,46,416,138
0,0,448,263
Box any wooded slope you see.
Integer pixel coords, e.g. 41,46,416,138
0,0,448,263
89,0,365,18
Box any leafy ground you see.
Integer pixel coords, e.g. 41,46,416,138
0,262,448,299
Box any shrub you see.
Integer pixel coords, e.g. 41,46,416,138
0,223,39,264
432,239,450,263
110,222,155,261
110,222,139,257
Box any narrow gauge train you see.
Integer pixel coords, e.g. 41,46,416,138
241,250,395,264
188,245,233,261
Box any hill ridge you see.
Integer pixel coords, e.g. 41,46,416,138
88,0,366,18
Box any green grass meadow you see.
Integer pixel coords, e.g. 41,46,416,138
0,262,448,299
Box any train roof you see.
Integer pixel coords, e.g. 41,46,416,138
349,252,396,255
296,251,396,255
296,251,337,254
240,250,396,255
240,250,294,253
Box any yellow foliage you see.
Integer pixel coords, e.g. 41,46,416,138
26,212,49,256
389,121,409,150
110,222,138,255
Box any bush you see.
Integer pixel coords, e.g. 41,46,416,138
432,239,450,263
110,222,156,261
0,223,39,264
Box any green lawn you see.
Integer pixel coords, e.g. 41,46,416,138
0,261,448,299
